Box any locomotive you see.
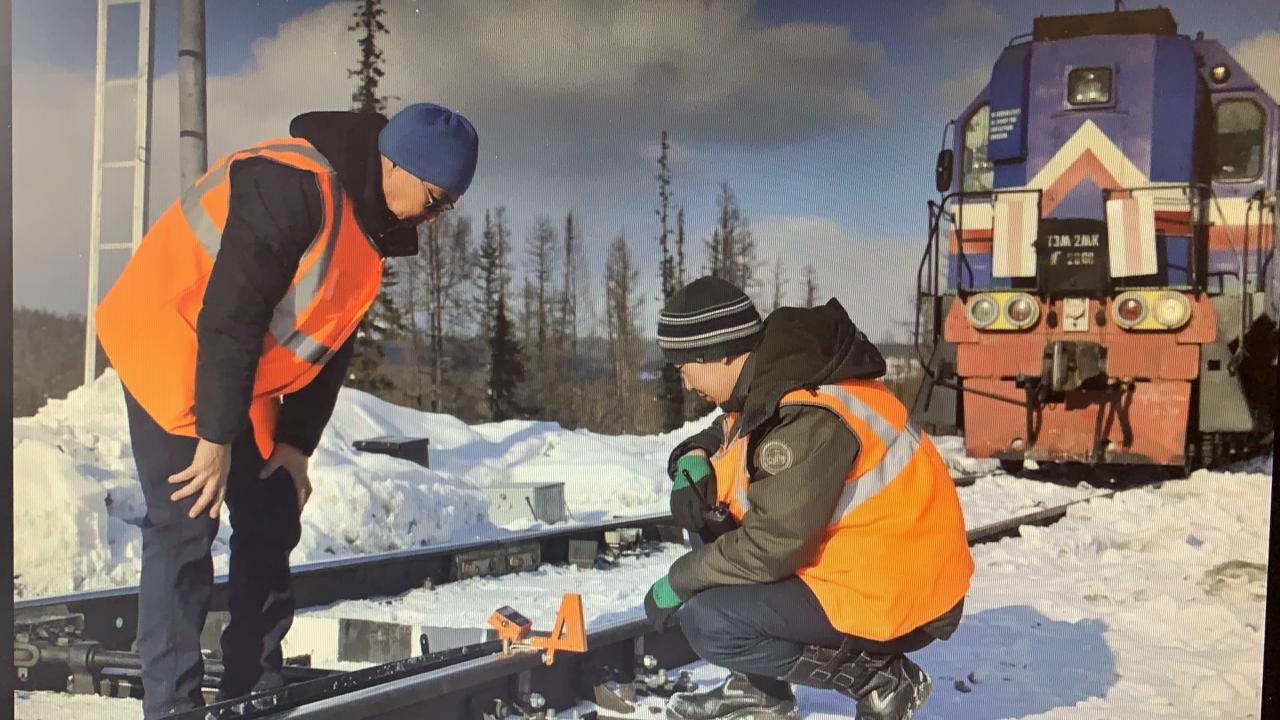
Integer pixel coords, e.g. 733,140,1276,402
911,5,1277,472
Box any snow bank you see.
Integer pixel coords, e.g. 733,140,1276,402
12,370,1273,718
900,466,1270,719
13,371,703,599
12,440,114,594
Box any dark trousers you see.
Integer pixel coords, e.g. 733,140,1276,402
675,577,937,694
124,389,302,718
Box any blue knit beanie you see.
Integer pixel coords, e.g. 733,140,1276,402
379,103,479,197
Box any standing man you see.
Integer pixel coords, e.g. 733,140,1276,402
645,277,973,720
95,103,478,717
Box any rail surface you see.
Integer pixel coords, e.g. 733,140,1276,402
181,481,1142,720
14,513,682,651
14,474,991,653
14,470,1102,719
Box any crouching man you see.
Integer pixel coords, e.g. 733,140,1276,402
644,277,974,720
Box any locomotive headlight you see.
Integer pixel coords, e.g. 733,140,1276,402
1113,293,1148,328
1153,292,1191,329
966,295,999,329
1003,293,1040,329
1068,67,1112,105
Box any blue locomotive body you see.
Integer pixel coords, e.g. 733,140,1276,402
914,7,1276,470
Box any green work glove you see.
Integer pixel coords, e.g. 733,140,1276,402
644,576,683,633
673,453,713,489
671,454,715,533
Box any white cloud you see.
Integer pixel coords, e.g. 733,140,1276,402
916,0,1012,45
918,1,1008,114
1233,31,1280,101
935,64,990,117
13,0,889,323
598,213,921,345
747,215,922,342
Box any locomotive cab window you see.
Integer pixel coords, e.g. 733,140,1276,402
1067,67,1112,106
1213,99,1265,181
962,104,994,192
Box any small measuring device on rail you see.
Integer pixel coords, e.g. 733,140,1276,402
487,593,587,666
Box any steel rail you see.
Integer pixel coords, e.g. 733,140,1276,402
186,484,1146,720
273,617,670,720
14,513,681,651
13,475,989,654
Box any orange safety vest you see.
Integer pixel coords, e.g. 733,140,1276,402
96,138,385,459
710,379,974,641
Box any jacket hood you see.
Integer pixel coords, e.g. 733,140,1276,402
288,110,418,257
732,298,887,438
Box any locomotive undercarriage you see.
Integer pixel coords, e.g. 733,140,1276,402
911,294,1276,474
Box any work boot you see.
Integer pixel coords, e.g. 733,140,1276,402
852,655,931,720
781,645,932,720
666,672,798,720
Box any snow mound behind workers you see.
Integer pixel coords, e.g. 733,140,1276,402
11,369,679,600
13,438,113,596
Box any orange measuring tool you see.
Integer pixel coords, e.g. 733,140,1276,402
486,593,588,666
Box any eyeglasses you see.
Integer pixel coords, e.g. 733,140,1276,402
394,164,457,217
423,185,456,214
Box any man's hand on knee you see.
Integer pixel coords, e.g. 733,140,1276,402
168,438,233,519
259,442,312,514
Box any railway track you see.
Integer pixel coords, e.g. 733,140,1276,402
13,513,685,654
13,469,1150,719
13,473,989,657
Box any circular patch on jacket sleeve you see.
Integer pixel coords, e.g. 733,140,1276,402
759,440,795,474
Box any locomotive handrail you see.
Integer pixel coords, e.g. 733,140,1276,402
1207,190,1253,349
934,187,1043,294
913,196,1029,411
913,201,943,373
1246,190,1276,336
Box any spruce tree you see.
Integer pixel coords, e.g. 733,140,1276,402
488,296,525,421
605,235,642,397
769,257,786,313
345,0,405,395
476,207,523,420
655,131,684,431
526,217,557,357
803,263,820,307
477,211,500,342
705,181,757,292
560,212,580,358
349,0,392,113
675,206,687,286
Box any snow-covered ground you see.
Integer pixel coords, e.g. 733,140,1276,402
12,371,1084,600
285,460,1270,719
13,371,685,599
12,371,1273,718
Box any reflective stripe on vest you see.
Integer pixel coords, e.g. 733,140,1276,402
180,141,349,365
817,384,924,526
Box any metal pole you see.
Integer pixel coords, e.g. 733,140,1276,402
131,0,155,250
2,0,15,654
177,0,208,189
84,0,109,385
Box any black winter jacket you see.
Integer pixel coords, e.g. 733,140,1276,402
193,111,417,455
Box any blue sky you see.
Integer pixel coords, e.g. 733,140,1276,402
12,0,1280,341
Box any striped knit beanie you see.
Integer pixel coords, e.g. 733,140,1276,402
657,277,764,365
